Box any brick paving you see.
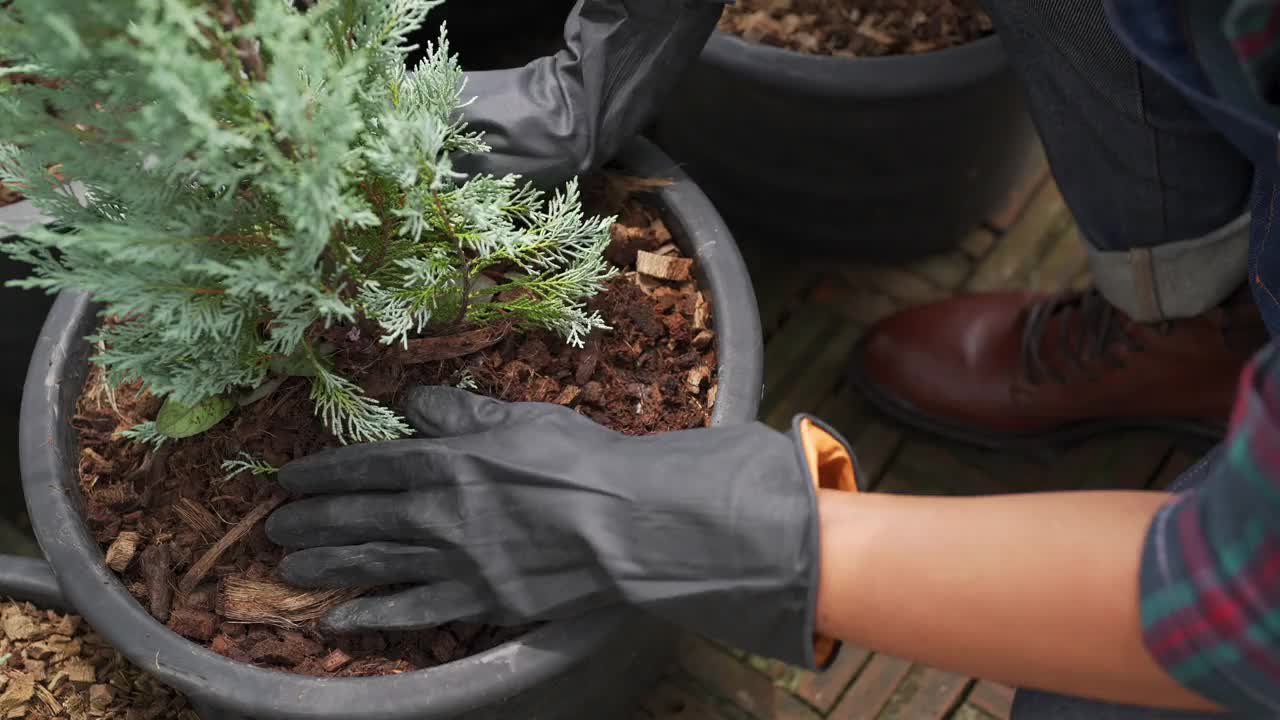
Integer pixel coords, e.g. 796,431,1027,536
637,144,1211,720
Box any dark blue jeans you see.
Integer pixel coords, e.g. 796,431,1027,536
981,0,1255,325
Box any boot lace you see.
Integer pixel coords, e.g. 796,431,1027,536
1018,289,1152,386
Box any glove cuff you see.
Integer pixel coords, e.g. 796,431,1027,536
791,414,862,671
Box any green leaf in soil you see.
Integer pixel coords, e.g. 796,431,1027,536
155,395,235,439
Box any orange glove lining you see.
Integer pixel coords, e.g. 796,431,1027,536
797,417,858,669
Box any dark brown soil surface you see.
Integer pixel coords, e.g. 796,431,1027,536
72,178,719,677
0,598,196,718
719,0,993,57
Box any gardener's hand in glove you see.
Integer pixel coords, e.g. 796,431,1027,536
455,0,728,187
266,386,859,669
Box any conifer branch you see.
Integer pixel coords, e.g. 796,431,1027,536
1,0,615,445
432,189,472,325
217,0,298,161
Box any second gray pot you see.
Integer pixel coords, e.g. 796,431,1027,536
653,30,1038,261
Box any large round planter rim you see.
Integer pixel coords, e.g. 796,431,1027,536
702,29,1007,96
19,137,763,719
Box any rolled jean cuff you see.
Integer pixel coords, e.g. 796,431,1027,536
1088,212,1250,322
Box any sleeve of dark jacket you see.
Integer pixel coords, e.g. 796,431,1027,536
455,0,728,187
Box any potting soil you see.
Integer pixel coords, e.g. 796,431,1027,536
0,599,196,719
72,180,719,677
719,0,993,56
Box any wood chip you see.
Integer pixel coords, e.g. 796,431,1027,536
320,649,352,673
34,684,61,714
2,615,35,642
167,608,217,643
104,531,140,573
651,218,673,245
653,243,679,257
64,662,94,684
24,641,54,660
0,671,33,713
693,292,710,329
636,250,692,282
88,683,112,710
139,543,173,623
553,385,581,406
692,330,715,350
856,21,896,46
634,271,663,294
686,366,711,392
574,335,601,385
22,659,45,683
707,384,719,409
53,616,79,638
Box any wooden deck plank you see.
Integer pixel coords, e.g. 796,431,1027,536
1022,223,1087,293
952,704,1001,720
902,250,975,292
808,279,901,329
875,426,1174,497
763,322,864,429
790,645,873,713
878,666,970,720
642,678,740,720
838,265,949,308
968,182,1068,293
678,635,821,720
829,655,913,720
1044,431,1172,491
762,305,850,414
966,681,1016,720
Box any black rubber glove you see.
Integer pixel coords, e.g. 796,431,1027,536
266,386,859,669
455,0,728,187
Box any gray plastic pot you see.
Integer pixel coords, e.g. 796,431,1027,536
0,554,66,612
18,138,764,720
652,30,1038,261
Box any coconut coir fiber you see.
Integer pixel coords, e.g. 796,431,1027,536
72,179,719,677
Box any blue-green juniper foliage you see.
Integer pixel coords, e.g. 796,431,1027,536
0,0,615,444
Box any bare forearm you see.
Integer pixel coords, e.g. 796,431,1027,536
815,489,1222,712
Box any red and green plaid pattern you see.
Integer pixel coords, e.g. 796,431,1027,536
1140,343,1280,715
1225,0,1280,102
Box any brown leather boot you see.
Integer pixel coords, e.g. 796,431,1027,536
849,286,1267,450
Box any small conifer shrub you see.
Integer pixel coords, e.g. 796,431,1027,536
0,0,614,444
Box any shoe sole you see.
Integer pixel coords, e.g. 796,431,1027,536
847,341,1226,457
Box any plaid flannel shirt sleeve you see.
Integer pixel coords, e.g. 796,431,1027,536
1139,341,1280,715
